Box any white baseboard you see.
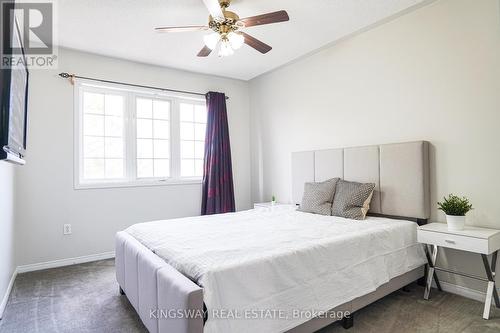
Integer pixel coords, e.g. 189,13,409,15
432,280,488,303
0,268,18,320
16,251,115,274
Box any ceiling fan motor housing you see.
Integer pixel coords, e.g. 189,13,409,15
208,10,241,35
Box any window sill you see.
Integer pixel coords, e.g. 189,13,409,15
74,178,202,190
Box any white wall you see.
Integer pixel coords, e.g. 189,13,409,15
15,48,251,266
0,162,15,317
250,0,500,292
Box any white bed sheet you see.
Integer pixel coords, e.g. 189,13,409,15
125,207,426,333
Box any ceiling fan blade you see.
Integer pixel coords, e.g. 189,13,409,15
202,0,225,22
155,26,209,33
241,32,272,54
238,10,289,28
197,45,213,57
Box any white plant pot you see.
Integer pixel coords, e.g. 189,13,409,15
446,215,466,231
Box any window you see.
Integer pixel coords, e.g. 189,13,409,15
135,97,171,178
75,82,207,189
180,103,207,177
82,90,125,180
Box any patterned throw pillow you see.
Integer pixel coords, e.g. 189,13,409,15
298,178,339,215
331,180,376,220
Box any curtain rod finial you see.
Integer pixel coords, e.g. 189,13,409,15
59,72,75,85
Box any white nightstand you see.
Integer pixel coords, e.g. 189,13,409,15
417,222,500,319
253,202,297,211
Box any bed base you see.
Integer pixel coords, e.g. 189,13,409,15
116,231,424,333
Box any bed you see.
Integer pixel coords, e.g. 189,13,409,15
115,141,430,333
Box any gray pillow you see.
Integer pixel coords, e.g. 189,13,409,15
331,180,376,220
298,178,339,215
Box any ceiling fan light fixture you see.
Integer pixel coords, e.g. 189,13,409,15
203,32,220,50
218,39,234,57
156,0,290,58
227,31,244,50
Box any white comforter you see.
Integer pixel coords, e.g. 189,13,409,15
126,207,426,333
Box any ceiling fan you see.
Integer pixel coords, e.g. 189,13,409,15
155,0,289,57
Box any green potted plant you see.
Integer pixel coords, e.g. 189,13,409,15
437,194,473,231
271,195,276,206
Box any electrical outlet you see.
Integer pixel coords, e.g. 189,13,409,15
63,224,72,235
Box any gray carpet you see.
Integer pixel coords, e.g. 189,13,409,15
1,259,499,333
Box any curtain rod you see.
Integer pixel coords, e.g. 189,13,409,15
58,73,229,100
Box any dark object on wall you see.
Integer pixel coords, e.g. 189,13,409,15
201,91,235,215
1,16,29,165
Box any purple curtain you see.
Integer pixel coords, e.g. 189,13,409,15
201,92,235,215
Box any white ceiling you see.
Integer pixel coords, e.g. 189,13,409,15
57,0,427,81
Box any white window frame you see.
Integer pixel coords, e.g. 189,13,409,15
178,98,208,178
74,80,206,189
133,93,173,181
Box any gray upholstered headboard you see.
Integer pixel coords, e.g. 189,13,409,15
291,141,430,220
